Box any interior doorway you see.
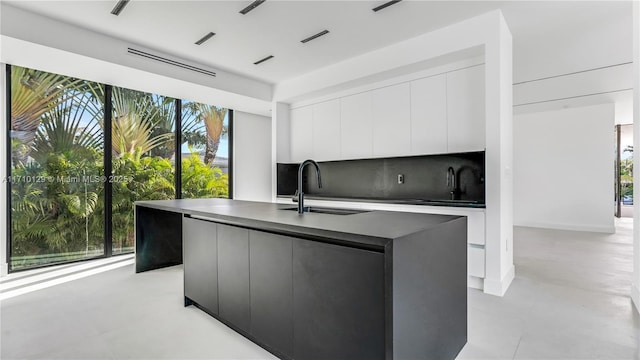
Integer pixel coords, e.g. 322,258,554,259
615,124,633,218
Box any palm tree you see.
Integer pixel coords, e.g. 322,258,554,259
10,66,80,164
194,104,227,164
31,90,103,163
180,102,227,164
110,89,173,159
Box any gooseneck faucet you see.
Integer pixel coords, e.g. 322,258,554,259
298,159,323,214
447,167,457,200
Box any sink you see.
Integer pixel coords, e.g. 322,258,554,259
422,199,481,204
281,206,370,215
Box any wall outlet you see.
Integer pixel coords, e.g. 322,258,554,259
397,174,404,184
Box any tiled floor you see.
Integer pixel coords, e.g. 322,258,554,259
1,219,638,359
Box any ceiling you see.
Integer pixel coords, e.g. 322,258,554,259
4,0,632,85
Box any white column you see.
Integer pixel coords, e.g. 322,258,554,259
632,1,640,312
483,12,514,296
272,102,291,201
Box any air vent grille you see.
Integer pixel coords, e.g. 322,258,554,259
372,0,402,12
301,30,330,44
127,48,216,77
254,55,274,65
111,0,130,15
240,0,266,15
195,32,216,45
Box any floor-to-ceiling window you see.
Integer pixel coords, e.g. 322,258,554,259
180,100,230,199
7,65,232,271
8,66,105,270
110,87,177,254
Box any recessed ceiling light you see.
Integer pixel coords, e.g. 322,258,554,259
254,55,274,65
239,0,266,15
195,32,216,45
110,0,130,16
301,30,329,44
372,0,402,12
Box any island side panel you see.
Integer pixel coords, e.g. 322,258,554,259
135,205,183,273
392,216,467,360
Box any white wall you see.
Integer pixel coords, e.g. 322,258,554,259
234,111,272,202
513,104,615,233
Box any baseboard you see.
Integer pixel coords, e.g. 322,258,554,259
468,276,484,290
514,221,615,234
483,264,515,296
632,285,640,314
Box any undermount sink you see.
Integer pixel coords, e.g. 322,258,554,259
281,206,370,215
422,199,481,204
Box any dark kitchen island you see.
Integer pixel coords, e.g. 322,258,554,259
135,198,467,360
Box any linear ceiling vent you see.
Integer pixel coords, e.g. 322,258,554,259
301,30,329,44
127,48,216,77
195,32,216,45
240,0,266,15
372,0,402,12
111,0,130,15
254,55,274,65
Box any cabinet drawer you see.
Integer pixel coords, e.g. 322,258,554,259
467,212,485,246
468,245,485,278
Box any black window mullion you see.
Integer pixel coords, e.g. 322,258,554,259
104,84,113,258
6,64,12,271
175,99,182,199
228,109,234,199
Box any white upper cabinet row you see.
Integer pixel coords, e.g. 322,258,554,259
290,65,485,162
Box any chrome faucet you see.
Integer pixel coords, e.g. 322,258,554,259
447,167,457,200
297,159,323,214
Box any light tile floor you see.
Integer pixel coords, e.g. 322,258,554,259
1,219,638,359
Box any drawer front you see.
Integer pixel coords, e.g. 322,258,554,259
467,212,485,246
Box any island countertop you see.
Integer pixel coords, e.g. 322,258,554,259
134,198,468,359
135,198,462,250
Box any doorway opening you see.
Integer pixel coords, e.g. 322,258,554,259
615,124,633,218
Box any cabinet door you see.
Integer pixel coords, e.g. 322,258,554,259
410,74,447,154
249,231,294,358
290,106,313,162
372,83,411,157
293,240,385,360
340,92,373,159
312,99,341,161
183,217,218,315
217,224,250,332
447,65,485,153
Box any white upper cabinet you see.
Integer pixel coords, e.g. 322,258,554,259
290,106,313,162
340,92,373,159
372,83,411,157
312,99,341,161
410,74,447,155
446,65,485,153
288,64,486,162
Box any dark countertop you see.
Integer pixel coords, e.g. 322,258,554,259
135,198,462,251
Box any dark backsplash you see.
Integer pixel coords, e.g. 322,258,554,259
277,151,485,203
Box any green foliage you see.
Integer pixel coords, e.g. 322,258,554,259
621,146,633,198
9,65,229,269
182,151,229,199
